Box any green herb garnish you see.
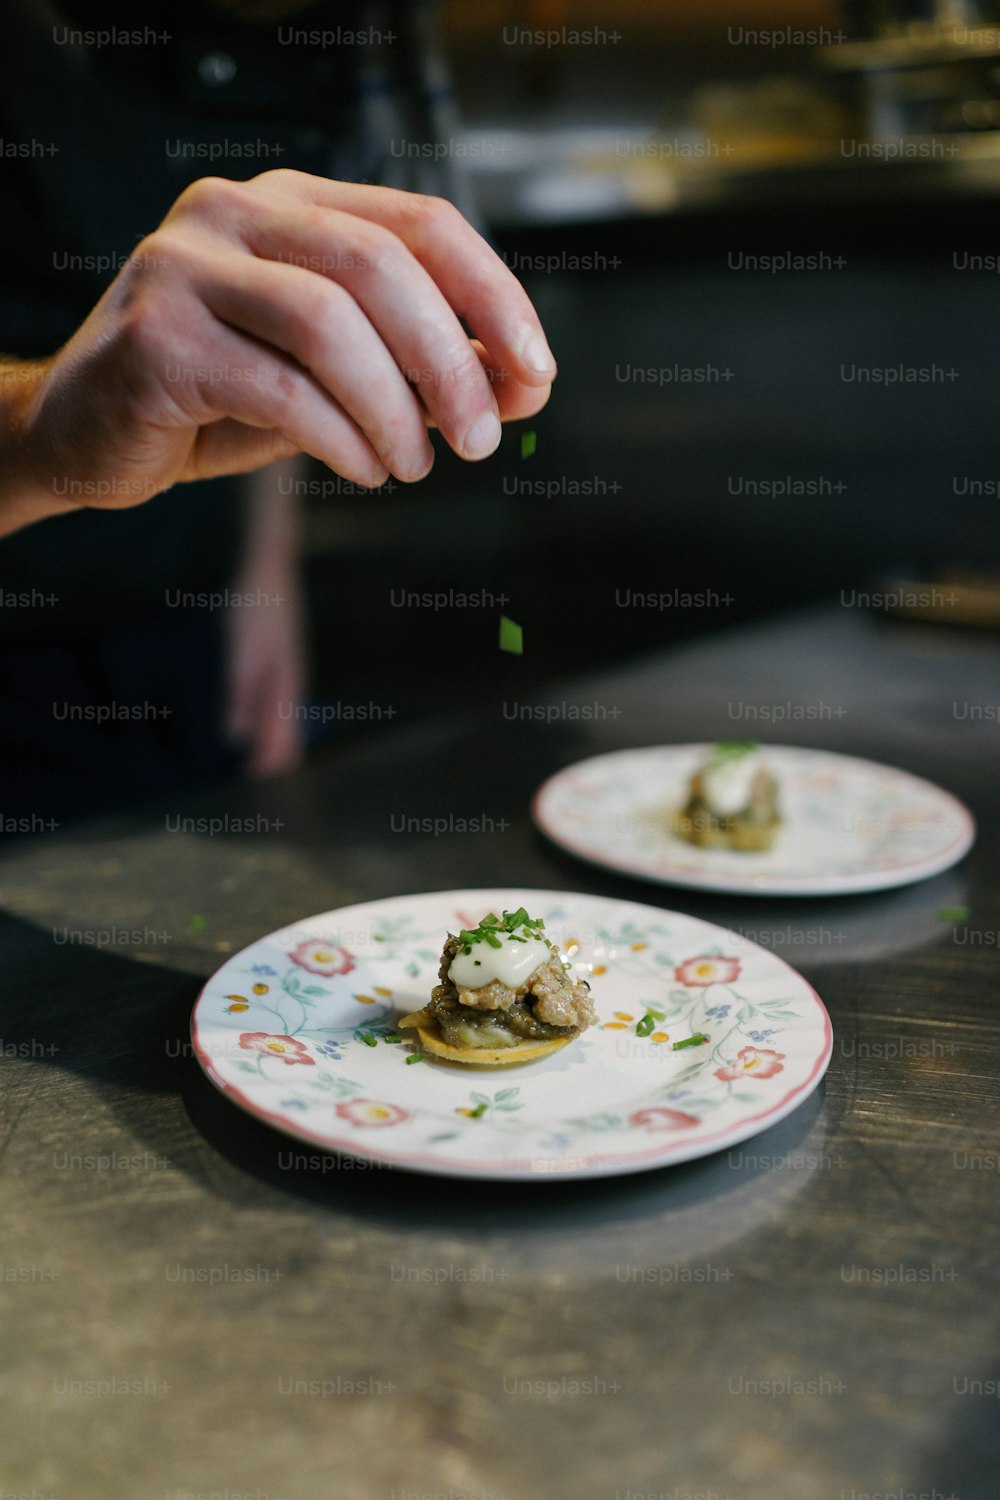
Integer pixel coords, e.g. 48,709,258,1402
455,908,551,957
383,1033,403,1044
709,740,758,767
672,1033,710,1050
406,1052,425,1065
635,1013,656,1037
358,1032,378,1047
469,1101,488,1118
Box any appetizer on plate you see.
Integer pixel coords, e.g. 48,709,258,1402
672,740,781,852
399,907,597,1067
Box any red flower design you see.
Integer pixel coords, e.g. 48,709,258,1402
289,938,355,977
675,955,741,987
238,1032,315,1066
335,1099,409,1128
628,1107,701,1132
714,1046,785,1082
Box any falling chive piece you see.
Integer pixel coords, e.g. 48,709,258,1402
672,1033,710,1050
499,614,523,656
521,429,537,460
938,905,970,922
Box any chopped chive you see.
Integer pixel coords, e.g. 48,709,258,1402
484,932,502,948
358,1032,378,1047
672,1033,710,1050
383,1033,403,1044
469,1101,488,1118
499,614,523,655
635,1013,656,1037
405,1052,425,1065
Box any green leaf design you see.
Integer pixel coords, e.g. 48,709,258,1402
494,1087,520,1102
303,986,327,997
736,1005,755,1022
672,1061,705,1083
566,1112,623,1131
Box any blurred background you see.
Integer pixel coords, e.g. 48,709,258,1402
302,0,1000,735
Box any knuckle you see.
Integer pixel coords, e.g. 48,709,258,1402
170,175,248,222
252,167,307,193
399,191,461,233
119,296,175,374
347,222,406,282
290,284,347,366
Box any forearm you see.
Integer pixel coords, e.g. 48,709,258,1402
234,455,304,590
0,359,79,539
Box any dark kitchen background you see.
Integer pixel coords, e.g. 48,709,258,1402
304,0,1000,733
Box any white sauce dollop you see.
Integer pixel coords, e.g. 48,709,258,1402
702,749,761,817
448,931,550,990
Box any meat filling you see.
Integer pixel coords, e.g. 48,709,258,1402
412,932,598,1049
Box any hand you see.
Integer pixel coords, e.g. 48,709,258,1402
5,170,556,530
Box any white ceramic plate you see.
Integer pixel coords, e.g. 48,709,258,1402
190,888,832,1181
532,745,975,897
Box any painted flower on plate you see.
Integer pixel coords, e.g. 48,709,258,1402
628,1107,701,1132
714,1046,785,1082
238,1032,315,1066
335,1099,409,1128
289,938,355,977
676,955,741,987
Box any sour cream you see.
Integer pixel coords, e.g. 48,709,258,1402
702,748,761,817
449,931,550,990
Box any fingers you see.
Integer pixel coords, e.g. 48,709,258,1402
199,254,435,482
244,199,504,462
192,319,389,489
252,171,557,388
471,342,554,425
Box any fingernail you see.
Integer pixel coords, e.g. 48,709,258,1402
402,445,435,482
522,332,556,376
463,410,502,460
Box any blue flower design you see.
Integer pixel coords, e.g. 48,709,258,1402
748,1028,778,1043
315,1040,344,1060
250,963,277,977
705,1004,731,1020
281,1099,308,1110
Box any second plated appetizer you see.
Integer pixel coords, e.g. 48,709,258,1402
399,907,597,1066
672,740,781,851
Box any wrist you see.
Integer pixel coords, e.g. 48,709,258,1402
0,359,80,539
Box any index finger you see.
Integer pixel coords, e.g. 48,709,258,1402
252,170,557,386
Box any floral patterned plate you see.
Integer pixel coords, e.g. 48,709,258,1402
533,745,975,897
190,889,832,1181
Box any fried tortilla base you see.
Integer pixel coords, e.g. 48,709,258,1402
398,1014,571,1067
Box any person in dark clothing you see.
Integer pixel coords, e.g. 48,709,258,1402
0,0,556,825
